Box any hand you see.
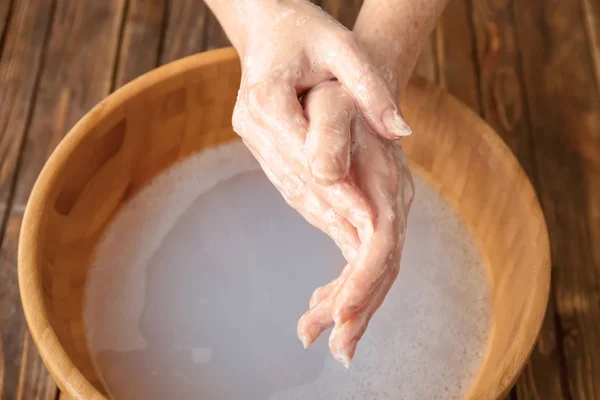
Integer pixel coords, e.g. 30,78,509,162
296,81,415,367
230,0,411,261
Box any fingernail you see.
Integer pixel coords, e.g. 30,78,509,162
329,324,339,343
300,335,310,349
382,109,412,138
332,349,352,369
342,353,352,369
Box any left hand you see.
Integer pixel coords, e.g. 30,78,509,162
297,80,415,367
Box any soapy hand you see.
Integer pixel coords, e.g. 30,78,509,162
231,0,411,262
296,81,414,367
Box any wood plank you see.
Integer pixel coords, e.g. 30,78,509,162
513,307,568,399
318,0,363,29
580,0,600,318
469,3,568,398
12,0,126,208
581,0,600,95
581,0,600,279
160,0,208,64
203,9,229,51
0,1,57,399
1,0,125,398
114,0,167,87
0,0,13,59
1,214,57,400
437,0,481,112
513,0,600,397
0,0,55,222
436,0,554,399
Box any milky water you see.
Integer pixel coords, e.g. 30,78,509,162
84,141,491,400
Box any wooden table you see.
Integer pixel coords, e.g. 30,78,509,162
0,0,598,399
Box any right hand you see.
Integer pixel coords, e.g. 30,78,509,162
296,80,415,367
232,0,411,259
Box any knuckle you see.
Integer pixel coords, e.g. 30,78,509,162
247,82,269,111
270,69,295,86
334,30,357,50
311,165,344,186
309,153,346,184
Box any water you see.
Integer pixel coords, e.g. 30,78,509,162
84,141,491,400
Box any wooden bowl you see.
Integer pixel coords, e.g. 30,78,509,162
18,47,550,400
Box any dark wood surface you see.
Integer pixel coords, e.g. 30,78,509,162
1,0,599,399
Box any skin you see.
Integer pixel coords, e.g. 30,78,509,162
300,0,450,367
203,0,448,367
298,81,415,367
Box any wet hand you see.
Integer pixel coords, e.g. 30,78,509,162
296,81,415,367
231,0,411,255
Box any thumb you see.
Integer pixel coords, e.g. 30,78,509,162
323,42,412,139
304,81,356,185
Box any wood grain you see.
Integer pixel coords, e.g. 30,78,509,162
513,0,600,397
159,0,208,65
581,0,600,285
0,0,13,59
2,0,125,397
11,0,126,208
0,1,56,398
318,0,363,29
1,214,57,400
469,2,568,397
0,0,54,222
203,10,230,51
3,1,597,398
437,0,481,112
114,0,166,87
581,0,600,96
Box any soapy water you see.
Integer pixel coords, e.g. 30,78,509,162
84,141,491,400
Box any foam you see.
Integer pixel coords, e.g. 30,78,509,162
84,140,491,399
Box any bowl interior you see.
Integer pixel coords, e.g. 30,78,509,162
19,48,550,400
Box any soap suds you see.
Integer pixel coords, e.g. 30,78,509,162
85,141,491,400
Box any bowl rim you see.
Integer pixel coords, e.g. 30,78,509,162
18,47,551,400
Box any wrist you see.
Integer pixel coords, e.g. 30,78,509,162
204,0,286,57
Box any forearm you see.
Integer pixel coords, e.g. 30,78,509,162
353,0,448,97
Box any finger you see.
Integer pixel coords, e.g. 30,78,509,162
309,279,339,309
332,229,401,326
246,79,308,151
318,180,376,242
303,81,355,185
322,40,412,139
298,265,352,348
298,297,334,349
329,273,395,368
308,264,353,308
243,138,361,258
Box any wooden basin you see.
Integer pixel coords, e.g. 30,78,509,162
18,47,550,400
